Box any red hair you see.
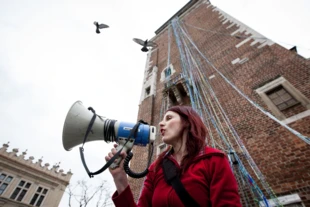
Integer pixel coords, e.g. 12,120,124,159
154,105,207,172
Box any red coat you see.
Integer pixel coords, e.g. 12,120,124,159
112,147,242,206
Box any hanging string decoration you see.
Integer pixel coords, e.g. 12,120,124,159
164,17,296,207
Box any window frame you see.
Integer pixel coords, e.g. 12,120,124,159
145,86,151,97
160,64,176,82
255,77,310,120
30,186,49,207
164,66,172,78
10,179,32,202
266,85,300,111
0,172,14,195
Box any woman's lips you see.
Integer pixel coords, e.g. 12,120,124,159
160,129,165,136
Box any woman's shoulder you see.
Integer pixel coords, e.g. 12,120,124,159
194,146,226,161
204,146,225,155
148,159,160,172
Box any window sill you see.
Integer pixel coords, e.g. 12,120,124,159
281,109,310,125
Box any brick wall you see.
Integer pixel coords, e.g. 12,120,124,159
130,0,310,205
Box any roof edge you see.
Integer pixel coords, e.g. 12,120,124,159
154,0,200,35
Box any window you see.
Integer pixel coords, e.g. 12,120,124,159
255,76,310,120
266,86,299,110
10,180,31,202
0,173,13,195
30,186,48,207
145,86,151,96
164,67,172,78
160,64,176,82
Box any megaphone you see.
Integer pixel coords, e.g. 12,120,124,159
62,101,156,175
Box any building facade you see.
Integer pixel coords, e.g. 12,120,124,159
128,0,310,206
0,143,72,207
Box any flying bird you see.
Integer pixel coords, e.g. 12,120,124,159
93,21,109,34
133,38,158,52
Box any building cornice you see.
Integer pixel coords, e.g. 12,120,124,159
0,158,67,187
0,144,72,186
155,0,200,35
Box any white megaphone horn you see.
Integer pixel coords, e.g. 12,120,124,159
62,101,156,174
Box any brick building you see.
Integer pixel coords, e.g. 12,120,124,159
128,0,310,206
0,143,72,207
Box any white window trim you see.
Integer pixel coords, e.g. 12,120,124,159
255,77,310,120
282,109,310,125
145,86,151,97
11,179,32,202
160,64,176,82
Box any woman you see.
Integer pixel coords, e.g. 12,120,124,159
106,105,242,206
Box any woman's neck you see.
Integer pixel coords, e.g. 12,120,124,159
171,128,189,164
172,150,185,165
171,142,187,165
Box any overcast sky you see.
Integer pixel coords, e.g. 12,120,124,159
0,0,309,206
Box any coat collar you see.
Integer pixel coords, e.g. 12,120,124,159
193,146,224,162
166,146,224,162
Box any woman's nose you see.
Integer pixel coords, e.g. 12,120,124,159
159,120,164,127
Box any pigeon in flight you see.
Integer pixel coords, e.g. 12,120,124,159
133,38,158,52
94,21,109,34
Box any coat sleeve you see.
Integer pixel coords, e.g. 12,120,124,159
112,168,155,207
112,185,137,207
208,154,242,207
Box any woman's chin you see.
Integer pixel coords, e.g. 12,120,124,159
162,137,170,144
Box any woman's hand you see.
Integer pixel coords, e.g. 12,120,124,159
105,144,129,194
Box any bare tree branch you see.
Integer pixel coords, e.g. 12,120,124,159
66,179,111,207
